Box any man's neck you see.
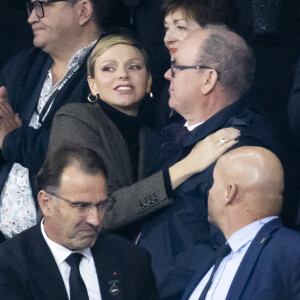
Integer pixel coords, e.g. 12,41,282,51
50,28,102,84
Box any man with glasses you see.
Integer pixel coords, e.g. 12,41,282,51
137,26,279,299
0,0,114,242
0,145,158,299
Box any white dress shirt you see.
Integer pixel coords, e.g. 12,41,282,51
189,216,278,300
41,220,102,300
184,121,204,131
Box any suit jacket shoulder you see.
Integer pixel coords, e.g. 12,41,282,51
0,225,158,300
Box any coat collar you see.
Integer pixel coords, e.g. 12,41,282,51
27,224,69,300
182,99,248,148
180,219,282,300
27,225,128,300
226,218,282,300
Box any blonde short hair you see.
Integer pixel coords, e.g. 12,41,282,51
87,34,150,78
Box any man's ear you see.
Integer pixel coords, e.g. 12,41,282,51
225,183,237,205
77,0,94,26
38,190,53,217
201,69,218,95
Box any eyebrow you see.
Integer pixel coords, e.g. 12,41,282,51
70,199,108,205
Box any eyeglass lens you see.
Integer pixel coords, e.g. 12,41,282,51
26,2,44,18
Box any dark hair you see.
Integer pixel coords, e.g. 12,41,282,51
199,25,255,98
68,0,116,29
162,0,233,27
37,146,108,193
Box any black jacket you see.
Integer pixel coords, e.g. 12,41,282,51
0,47,91,201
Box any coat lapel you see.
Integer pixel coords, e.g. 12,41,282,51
226,219,281,300
27,225,69,300
92,232,124,300
180,253,216,300
182,100,247,148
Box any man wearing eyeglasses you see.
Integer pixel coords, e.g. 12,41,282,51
137,26,279,299
0,145,158,300
0,0,115,242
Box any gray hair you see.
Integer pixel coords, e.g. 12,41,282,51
198,25,255,98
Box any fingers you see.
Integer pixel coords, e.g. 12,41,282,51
217,139,239,155
0,101,14,118
213,127,241,143
0,86,8,101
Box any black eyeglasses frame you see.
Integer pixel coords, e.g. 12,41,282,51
26,0,68,18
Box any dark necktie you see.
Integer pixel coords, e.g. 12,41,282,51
175,126,189,144
65,253,89,300
199,244,231,300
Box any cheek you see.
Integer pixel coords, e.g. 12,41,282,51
94,78,112,96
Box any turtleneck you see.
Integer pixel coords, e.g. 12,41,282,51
99,100,141,181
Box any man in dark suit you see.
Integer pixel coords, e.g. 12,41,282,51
0,146,158,300
138,26,279,299
0,0,115,242
182,146,300,300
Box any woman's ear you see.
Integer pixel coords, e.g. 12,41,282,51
87,75,97,95
146,74,153,94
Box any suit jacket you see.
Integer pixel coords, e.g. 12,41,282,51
181,218,300,300
0,47,92,202
0,223,158,300
139,99,279,299
48,102,172,232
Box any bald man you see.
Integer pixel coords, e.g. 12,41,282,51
182,146,300,300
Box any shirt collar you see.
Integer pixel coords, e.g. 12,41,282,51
184,121,204,131
41,219,93,266
68,40,97,70
227,216,278,252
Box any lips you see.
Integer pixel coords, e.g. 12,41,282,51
168,48,177,54
114,85,133,92
32,27,44,34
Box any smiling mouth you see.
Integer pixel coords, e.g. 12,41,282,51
114,85,133,92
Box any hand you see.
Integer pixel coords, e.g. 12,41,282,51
0,86,22,148
184,127,241,173
169,127,240,190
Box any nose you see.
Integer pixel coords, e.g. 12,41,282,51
164,68,172,81
117,66,129,80
28,10,39,25
164,28,176,47
85,207,101,228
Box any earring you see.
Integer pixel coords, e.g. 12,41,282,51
87,93,100,103
149,91,154,99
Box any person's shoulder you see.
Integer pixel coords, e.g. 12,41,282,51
56,102,101,118
96,231,151,261
3,47,46,68
0,225,39,257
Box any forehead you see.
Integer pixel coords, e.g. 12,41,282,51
174,31,209,64
165,9,187,23
97,44,144,62
59,166,107,200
